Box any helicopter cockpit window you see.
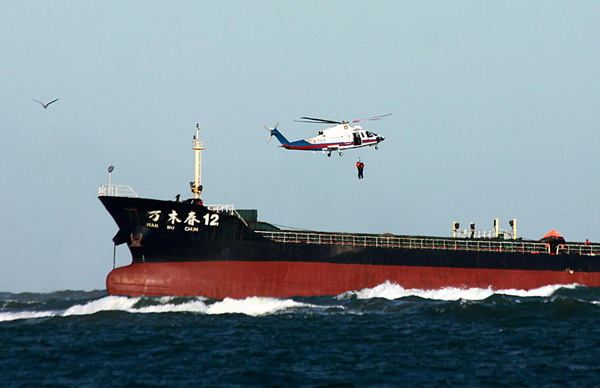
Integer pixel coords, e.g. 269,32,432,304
361,132,365,138
318,131,324,135
366,131,374,137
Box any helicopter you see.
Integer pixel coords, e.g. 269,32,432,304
264,114,389,157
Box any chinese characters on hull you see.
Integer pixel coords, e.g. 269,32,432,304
145,209,220,232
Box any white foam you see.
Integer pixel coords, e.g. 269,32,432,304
136,299,210,314
60,295,210,315
340,281,581,301
63,295,140,316
495,283,579,297
206,297,314,316
0,310,56,322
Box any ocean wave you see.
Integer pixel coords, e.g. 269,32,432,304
0,295,323,322
338,281,582,301
0,282,594,323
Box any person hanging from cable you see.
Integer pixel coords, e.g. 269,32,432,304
356,158,364,179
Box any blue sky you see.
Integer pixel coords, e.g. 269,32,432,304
1,1,599,292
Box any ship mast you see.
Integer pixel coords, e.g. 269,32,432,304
191,123,206,199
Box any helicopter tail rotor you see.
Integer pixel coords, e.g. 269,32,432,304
264,122,280,143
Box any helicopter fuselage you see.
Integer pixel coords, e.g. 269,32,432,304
272,123,385,156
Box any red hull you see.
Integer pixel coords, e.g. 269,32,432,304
106,261,600,299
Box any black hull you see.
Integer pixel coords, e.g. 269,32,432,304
99,196,600,273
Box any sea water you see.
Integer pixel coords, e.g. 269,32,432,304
2,282,600,387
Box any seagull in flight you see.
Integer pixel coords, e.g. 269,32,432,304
33,98,59,109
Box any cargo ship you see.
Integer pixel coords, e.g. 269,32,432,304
99,124,600,299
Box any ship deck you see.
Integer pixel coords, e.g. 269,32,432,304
256,230,600,256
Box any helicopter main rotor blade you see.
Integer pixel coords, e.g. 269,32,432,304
296,117,342,124
294,120,341,124
350,113,393,123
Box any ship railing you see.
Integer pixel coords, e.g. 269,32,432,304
255,231,600,257
205,204,248,226
205,204,235,214
98,184,138,197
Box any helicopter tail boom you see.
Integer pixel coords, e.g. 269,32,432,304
271,129,290,145
264,124,291,146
